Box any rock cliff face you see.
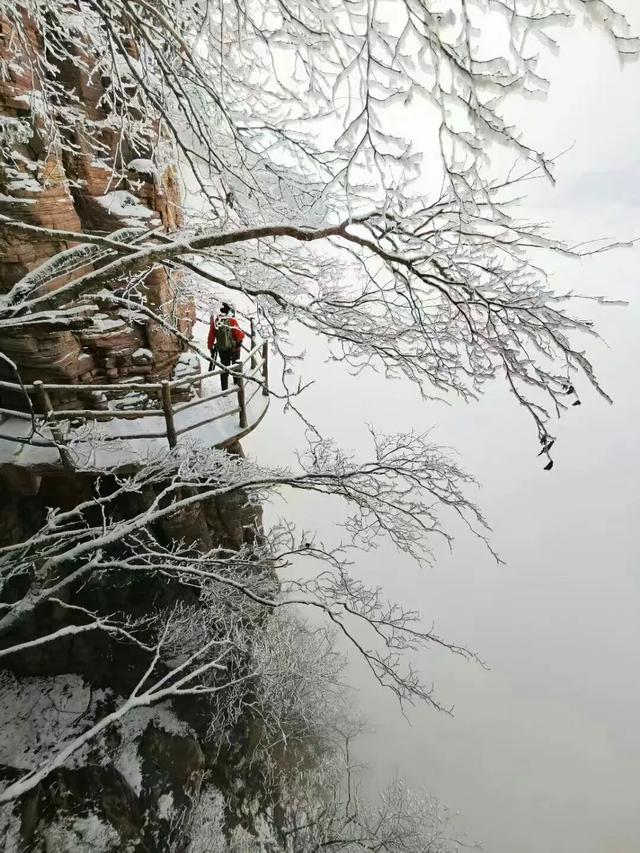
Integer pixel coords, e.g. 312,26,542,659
0,10,271,852
0,453,268,852
0,8,194,414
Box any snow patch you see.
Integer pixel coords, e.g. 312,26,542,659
0,116,32,145
0,803,22,853
0,193,35,204
0,674,109,771
173,352,201,378
118,307,148,325
172,352,201,395
95,191,159,226
113,741,143,797
157,791,174,820
0,672,196,808
127,158,157,176
188,787,227,853
111,391,150,411
11,151,38,171
84,314,127,334
117,702,192,739
132,347,153,363
6,175,42,193
43,815,120,852
64,12,87,31
112,703,193,797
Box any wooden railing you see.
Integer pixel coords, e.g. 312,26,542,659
0,338,269,468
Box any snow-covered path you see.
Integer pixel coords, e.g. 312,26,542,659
0,373,268,472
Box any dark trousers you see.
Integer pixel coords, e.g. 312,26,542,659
218,348,240,391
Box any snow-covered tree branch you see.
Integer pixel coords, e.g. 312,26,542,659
0,437,484,747
1,0,636,447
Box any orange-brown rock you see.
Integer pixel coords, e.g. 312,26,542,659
0,9,194,411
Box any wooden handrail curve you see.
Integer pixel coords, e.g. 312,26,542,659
0,339,270,467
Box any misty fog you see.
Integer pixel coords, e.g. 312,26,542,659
243,13,640,851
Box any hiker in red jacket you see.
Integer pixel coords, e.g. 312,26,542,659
208,302,245,391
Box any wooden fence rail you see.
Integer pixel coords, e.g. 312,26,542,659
0,338,270,467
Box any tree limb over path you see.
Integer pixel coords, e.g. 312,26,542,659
1,0,636,445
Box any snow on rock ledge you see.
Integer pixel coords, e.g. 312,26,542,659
0,672,211,851
95,190,161,227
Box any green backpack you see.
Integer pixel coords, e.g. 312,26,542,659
216,317,235,352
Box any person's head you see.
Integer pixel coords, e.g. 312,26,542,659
220,302,232,315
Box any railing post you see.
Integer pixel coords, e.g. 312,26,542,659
261,341,269,396
161,380,178,448
237,361,248,429
250,318,256,370
33,380,73,469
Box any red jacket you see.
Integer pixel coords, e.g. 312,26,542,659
208,315,244,351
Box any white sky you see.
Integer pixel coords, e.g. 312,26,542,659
237,5,640,851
